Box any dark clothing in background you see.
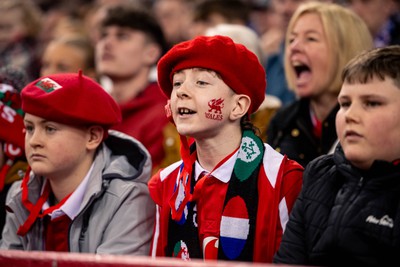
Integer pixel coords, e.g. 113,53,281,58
274,145,400,266
267,98,338,168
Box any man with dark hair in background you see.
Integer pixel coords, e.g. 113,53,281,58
95,5,169,173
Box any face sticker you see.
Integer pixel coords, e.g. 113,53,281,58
205,98,224,121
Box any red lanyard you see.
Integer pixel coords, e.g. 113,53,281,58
17,168,71,236
310,108,322,139
0,159,12,192
170,134,238,221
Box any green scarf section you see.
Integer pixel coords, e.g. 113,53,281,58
234,130,264,181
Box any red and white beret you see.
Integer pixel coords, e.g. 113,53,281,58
21,72,121,128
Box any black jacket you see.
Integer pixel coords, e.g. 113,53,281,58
273,144,400,266
387,13,400,46
267,98,338,168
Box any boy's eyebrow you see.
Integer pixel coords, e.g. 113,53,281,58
23,118,50,124
359,93,387,100
339,93,387,100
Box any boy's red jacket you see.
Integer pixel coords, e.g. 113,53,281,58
148,144,303,262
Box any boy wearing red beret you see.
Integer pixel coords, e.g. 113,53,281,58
0,72,155,255
148,35,304,262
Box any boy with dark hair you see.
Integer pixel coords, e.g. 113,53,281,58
95,5,170,173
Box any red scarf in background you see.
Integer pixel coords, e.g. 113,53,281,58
0,84,25,191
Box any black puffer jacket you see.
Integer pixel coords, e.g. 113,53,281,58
273,144,400,266
267,98,338,168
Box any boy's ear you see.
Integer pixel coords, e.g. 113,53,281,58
143,43,162,65
86,126,104,150
230,94,251,120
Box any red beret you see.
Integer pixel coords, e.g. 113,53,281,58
157,35,266,114
21,72,121,128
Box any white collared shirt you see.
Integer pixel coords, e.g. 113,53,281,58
42,164,94,220
194,150,238,183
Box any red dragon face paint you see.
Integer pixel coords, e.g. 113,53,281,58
205,98,224,121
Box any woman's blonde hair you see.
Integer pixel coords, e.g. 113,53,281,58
284,2,373,94
0,0,42,38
